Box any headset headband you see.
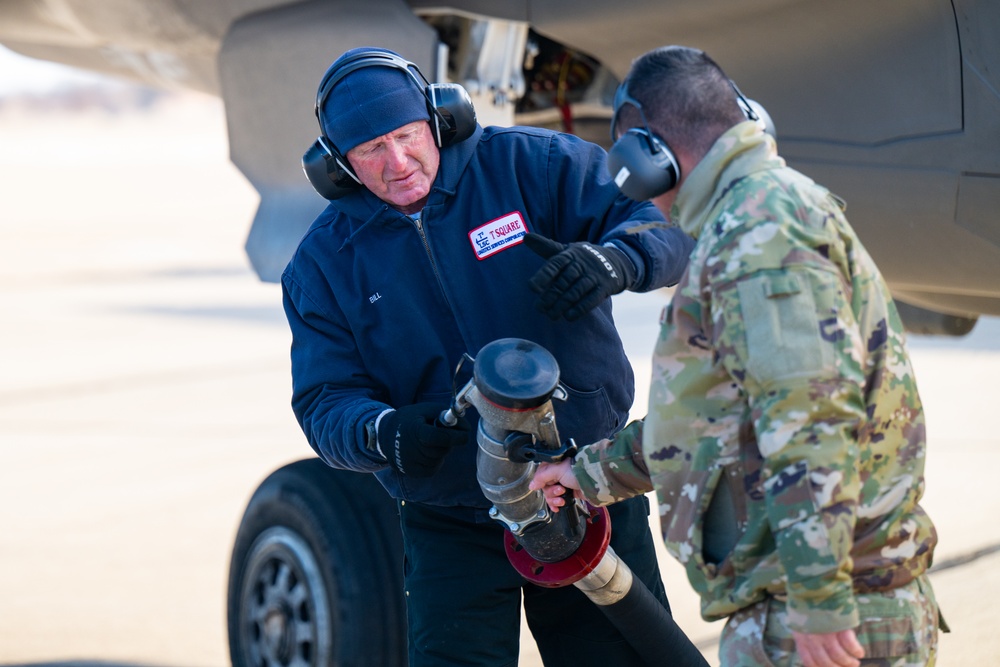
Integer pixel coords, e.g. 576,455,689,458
729,80,759,123
314,51,432,121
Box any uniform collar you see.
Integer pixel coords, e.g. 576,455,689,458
674,121,783,239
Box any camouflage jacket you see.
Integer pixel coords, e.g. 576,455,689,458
573,122,937,633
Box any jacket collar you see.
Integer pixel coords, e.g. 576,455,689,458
674,121,783,239
433,123,484,199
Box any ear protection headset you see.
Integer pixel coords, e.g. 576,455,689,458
607,78,773,202
302,50,477,200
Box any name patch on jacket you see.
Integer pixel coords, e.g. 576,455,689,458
469,211,527,260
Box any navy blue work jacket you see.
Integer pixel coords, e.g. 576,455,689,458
281,124,693,508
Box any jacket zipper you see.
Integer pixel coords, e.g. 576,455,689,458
411,215,444,287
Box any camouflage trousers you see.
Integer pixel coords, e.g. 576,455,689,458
718,574,940,667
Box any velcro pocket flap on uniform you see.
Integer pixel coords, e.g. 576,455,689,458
737,271,833,386
763,274,801,298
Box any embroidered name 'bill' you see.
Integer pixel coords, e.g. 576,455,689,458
469,211,527,260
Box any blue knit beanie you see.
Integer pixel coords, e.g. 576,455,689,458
319,47,431,153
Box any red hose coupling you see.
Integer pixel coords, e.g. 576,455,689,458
504,505,611,588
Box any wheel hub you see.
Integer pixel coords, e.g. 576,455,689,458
262,603,293,661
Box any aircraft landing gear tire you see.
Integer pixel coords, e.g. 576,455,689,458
227,458,406,667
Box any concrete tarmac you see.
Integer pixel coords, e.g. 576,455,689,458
1,97,998,667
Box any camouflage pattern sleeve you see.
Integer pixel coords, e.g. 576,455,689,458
710,231,867,633
572,419,654,506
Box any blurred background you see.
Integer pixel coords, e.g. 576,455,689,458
1,44,998,667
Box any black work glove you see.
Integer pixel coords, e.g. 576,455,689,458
378,403,471,477
524,233,638,321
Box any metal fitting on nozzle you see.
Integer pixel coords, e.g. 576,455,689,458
461,337,711,667
441,338,586,561
438,352,476,427
503,431,578,464
438,388,471,428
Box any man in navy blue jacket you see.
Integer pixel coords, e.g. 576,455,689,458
282,46,695,666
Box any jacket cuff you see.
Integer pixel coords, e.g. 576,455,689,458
604,240,644,291
785,584,859,634
572,434,652,506
359,405,393,464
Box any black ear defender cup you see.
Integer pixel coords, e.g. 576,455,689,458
606,80,682,202
607,77,775,202
427,82,477,148
302,135,363,201
607,128,680,201
302,50,477,200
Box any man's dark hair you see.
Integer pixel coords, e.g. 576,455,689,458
619,46,747,157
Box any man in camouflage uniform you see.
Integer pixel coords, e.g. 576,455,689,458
531,45,944,667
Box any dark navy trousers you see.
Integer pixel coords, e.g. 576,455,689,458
398,495,671,666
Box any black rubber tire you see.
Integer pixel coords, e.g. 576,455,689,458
227,458,406,667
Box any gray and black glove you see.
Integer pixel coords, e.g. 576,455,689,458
524,233,637,321
378,402,470,477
